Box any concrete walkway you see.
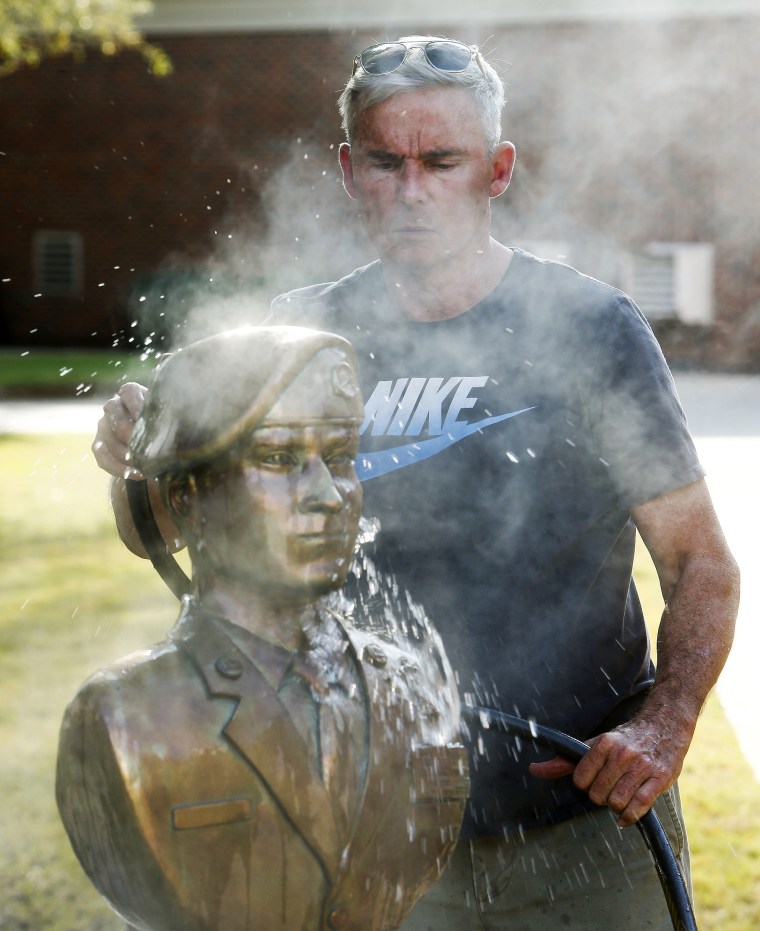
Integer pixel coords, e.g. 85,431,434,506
1,374,758,777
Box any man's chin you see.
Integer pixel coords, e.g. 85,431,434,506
382,240,447,270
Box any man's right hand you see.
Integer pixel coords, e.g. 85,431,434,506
92,382,185,558
92,382,147,479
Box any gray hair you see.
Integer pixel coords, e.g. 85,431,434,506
338,35,505,153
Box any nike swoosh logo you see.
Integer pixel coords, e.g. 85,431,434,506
357,407,536,481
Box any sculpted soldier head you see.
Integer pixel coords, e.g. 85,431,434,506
130,326,365,607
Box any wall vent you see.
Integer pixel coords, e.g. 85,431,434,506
624,242,714,324
33,231,84,298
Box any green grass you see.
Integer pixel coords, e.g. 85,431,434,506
0,434,177,930
633,544,760,929
0,433,757,929
0,348,157,397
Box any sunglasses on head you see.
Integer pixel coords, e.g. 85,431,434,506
352,39,483,77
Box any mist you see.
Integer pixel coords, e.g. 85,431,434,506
119,14,753,711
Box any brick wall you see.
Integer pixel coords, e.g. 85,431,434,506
2,18,759,368
0,31,363,348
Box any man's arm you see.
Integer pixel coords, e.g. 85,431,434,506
92,382,184,558
532,477,739,826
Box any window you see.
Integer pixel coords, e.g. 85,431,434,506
33,231,84,298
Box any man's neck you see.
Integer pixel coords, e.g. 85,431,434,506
380,239,513,322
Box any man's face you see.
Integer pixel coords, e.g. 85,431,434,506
192,422,362,604
340,86,514,272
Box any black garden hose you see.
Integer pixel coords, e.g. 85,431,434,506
461,705,697,931
126,479,191,600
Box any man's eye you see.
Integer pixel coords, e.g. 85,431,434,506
431,161,455,171
370,158,398,171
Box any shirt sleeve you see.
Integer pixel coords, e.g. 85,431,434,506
584,294,705,509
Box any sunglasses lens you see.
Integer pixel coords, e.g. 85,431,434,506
359,43,407,75
424,40,473,72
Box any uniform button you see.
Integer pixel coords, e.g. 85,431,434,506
327,903,349,930
362,643,388,668
215,656,244,679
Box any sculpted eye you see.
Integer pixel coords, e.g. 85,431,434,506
259,450,297,468
325,446,357,469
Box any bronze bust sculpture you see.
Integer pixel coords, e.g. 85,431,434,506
56,326,468,931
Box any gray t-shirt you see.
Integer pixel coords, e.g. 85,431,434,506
271,249,704,832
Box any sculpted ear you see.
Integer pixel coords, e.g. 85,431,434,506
339,143,358,199
490,142,516,198
162,474,198,524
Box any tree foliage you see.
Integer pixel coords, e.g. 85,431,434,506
0,0,171,76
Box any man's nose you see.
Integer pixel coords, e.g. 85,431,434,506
298,458,344,512
398,162,426,204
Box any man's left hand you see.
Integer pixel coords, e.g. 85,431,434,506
529,714,687,827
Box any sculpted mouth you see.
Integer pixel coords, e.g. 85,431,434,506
297,531,349,545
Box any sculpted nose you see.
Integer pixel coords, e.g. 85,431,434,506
299,459,343,512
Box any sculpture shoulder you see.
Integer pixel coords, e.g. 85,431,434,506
58,637,222,764
62,639,189,717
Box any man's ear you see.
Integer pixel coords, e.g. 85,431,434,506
490,142,516,198
339,143,357,199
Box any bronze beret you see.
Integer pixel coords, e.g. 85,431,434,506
130,326,363,477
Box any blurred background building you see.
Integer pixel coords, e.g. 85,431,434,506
2,0,759,369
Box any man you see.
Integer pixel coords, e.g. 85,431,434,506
94,37,739,928
61,326,468,931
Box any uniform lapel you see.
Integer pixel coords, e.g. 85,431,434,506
172,605,343,879
339,629,407,860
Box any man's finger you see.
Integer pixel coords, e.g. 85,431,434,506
615,777,662,827
101,402,136,446
528,756,577,779
117,382,147,419
570,735,610,793
91,437,144,479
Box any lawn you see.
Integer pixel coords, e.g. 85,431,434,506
0,432,757,929
0,348,156,398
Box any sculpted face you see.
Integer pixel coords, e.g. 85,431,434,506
194,421,362,602
340,86,514,272
164,344,365,606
